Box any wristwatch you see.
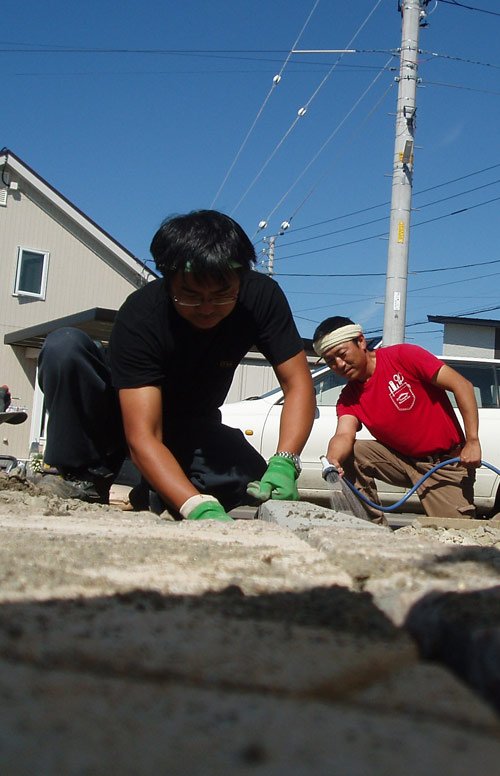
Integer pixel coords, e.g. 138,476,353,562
274,451,302,475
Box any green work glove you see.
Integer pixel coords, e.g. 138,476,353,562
246,455,299,503
187,500,233,522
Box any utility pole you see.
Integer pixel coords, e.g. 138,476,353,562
382,0,428,345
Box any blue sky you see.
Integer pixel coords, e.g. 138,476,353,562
2,0,500,352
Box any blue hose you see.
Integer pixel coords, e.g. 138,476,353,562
341,457,500,513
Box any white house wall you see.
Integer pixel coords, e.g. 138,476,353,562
225,352,319,404
442,323,495,359
0,182,143,460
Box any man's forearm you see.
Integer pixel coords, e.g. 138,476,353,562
326,433,355,466
276,388,315,453
453,382,479,443
128,435,198,510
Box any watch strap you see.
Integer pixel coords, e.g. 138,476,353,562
274,451,302,474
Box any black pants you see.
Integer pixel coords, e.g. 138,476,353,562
38,328,267,511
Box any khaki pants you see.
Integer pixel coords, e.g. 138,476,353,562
343,440,476,520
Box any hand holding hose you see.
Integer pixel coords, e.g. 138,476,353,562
460,439,482,468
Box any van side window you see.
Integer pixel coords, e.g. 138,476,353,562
446,364,498,409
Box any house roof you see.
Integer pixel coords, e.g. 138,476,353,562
428,315,500,328
0,148,156,287
4,308,117,349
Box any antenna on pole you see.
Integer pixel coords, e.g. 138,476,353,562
382,0,429,345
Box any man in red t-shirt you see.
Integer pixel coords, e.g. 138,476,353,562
313,316,482,521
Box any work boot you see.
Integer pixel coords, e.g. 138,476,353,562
34,465,115,504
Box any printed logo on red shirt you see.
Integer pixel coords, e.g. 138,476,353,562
388,372,415,411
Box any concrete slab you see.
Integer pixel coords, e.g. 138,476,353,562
351,662,500,730
258,499,387,531
0,595,416,697
415,516,500,530
1,489,500,771
0,511,353,600
2,661,500,776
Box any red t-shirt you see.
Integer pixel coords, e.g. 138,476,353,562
337,344,464,457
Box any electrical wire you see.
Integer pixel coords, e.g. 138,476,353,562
273,162,500,235
424,80,500,96
420,48,500,69
363,302,500,336
230,0,385,217
262,59,395,227
210,0,321,208
435,0,500,17
278,176,500,248
273,191,500,262
274,257,500,278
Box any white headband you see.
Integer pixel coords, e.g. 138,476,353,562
313,324,363,357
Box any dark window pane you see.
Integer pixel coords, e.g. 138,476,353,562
314,371,347,406
19,251,44,294
446,364,497,409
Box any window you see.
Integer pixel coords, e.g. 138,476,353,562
446,363,499,409
314,371,347,407
14,248,49,299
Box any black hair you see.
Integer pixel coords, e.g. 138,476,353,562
150,209,256,282
313,316,356,343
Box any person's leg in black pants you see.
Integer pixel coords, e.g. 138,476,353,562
144,419,267,516
38,327,126,502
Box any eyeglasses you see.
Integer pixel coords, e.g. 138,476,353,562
172,294,238,308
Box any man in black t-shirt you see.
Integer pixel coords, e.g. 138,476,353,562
39,210,315,519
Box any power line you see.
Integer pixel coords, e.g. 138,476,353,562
435,0,500,17
262,61,395,228
364,302,500,336
210,0,321,208
279,176,500,247
4,41,499,71
425,79,500,96
274,256,500,278
273,161,500,235
274,191,500,261
420,48,500,69
230,0,385,217
409,269,500,294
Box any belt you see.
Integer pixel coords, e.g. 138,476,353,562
419,444,462,464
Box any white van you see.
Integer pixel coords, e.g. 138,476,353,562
221,356,500,515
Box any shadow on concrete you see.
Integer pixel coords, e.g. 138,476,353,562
405,585,500,713
427,543,500,574
1,580,498,717
0,583,402,648
0,585,408,709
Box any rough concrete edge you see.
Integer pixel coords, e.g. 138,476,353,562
258,500,387,532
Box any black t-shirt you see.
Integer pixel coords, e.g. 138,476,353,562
108,271,303,421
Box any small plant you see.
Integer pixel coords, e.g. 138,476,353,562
29,453,44,474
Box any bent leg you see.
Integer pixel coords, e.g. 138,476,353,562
165,421,267,513
38,328,126,471
414,460,476,518
343,440,413,522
